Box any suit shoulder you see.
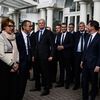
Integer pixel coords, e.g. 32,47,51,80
97,33,100,38
67,32,73,37
67,32,72,35
15,32,21,37
45,29,53,33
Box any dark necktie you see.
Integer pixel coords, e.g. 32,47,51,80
81,34,84,52
87,35,92,47
27,34,31,56
38,30,42,42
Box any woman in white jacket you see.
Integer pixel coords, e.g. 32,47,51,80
0,18,19,100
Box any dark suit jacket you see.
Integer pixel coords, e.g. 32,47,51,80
56,32,74,61
16,32,32,70
82,33,100,70
34,29,55,60
30,32,36,57
73,31,88,52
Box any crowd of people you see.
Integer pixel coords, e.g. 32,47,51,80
0,18,100,100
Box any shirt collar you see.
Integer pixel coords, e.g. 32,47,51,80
91,32,97,39
80,31,85,34
21,31,28,39
39,28,45,34
62,31,67,34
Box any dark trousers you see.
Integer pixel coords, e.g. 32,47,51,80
82,68,98,100
16,59,31,100
16,69,29,100
59,58,71,85
74,52,82,86
49,58,57,83
70,56,75,83
34,58,50,90
0,71,18,100
0,61,18,100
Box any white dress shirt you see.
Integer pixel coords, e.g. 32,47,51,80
22,31,29,55
60,32,67,44
87,32,97,47
77,33,85,52
38,28,45,42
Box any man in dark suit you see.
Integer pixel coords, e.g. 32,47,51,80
68,23,76,83
16,20,32,100
80,20,100,100
51,24,61,83
32,19,55,96
55,23,74,89
73,22,88,90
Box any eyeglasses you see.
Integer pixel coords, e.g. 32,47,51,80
7,25,15,27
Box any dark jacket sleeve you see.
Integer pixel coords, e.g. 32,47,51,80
48,31,55,57
30,32,36,57
63,33,74,50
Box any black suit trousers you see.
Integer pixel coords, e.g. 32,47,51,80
34,58,50,90
59,57,71,85
82,68,98,100
74,52,82,86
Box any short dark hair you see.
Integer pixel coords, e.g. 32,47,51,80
88,20,99,30
69,23,74,27
61,23,67,26
21,20,31,30
1,17,14,30
56,24,61,27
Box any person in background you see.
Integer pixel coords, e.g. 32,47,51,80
80,20,100,100
68,23,75,34
52,24,62,83
0,18,19,100
68,23,75,83
32,19,55,96
46,26,56,84
55,23,74,89
29,22,35,81
46,26,51,31
73,22,88,90
16,20,32,100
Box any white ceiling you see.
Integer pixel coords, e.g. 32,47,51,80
0,0,38,10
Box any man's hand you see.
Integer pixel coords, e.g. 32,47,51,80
94,66,100,72
32,56,35,62
10,63,19,72
57,45,64,51
80,61,83,69
48,57,53,61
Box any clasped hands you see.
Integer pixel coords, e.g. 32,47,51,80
10,63,19,72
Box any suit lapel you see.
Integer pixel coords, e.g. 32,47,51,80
87,33,99,49
40,29,47,42
63,32,68,43
36,29,47,42
36,31,39,43
76,32,81,45
20,33,26,49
